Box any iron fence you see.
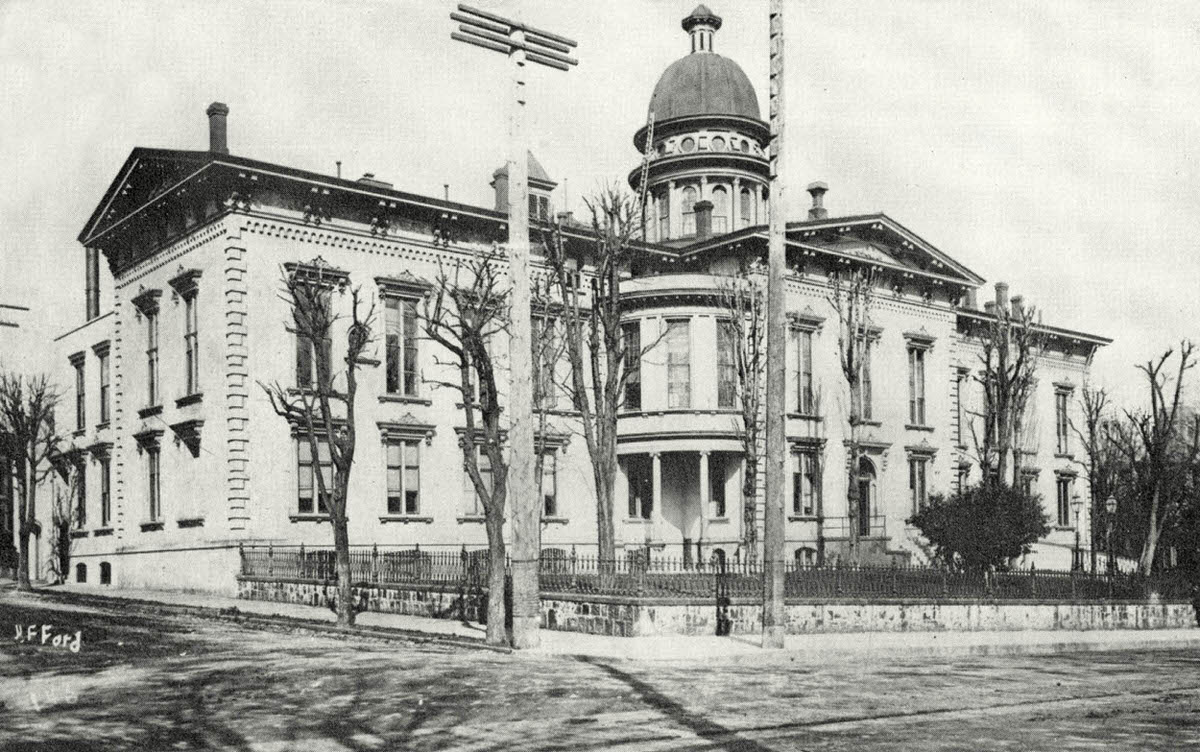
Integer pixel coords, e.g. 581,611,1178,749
238,544,1193,603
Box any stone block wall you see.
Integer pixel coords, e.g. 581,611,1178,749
238,577,489,622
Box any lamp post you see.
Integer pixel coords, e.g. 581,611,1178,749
1105,495,1117,576
1071,493,1083,571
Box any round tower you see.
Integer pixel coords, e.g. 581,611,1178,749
630,5,769,244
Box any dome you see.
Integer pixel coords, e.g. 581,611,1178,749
646,6,761,122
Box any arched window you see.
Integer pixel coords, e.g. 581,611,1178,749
75,562,87,583
710,547,727,570
794,547,817,568
657,190,670,241
681,185,698,236
857,457,876,538
711,185,729,234
711,136,726,152
740,187,754,227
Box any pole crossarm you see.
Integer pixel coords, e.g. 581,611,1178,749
452,5,578,71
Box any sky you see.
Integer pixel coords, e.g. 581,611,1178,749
1,0,1198,407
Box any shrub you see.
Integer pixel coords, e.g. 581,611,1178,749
908,483,1050,571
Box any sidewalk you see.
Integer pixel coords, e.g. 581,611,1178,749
15,582,1200,663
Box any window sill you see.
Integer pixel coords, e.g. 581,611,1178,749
457,515,486,524
786,412,823,421
955,443,969,451
95,421,110,433
788,514,819,522
859,419,882,427
139,520,165,532
380,515,433,524
72,428,86,438
289,514,331,523
177,517,205,528
287,388,347,400
70,529,89,539
1055,453,1075,461
707,516,732,524
905,424,934,432
93,527,114,537
1052,525,1077,532
624,518,653,524
138,405,163,419
379,394,432,406
542,516,569,525
176,393,204,408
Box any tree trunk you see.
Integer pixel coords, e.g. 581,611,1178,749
594,457,616,564
846,439,860,565
1139,486,1161,574
484,512,508,647
17,520,31,591
16,470,32,591
742,455,758,562
331,512,355,627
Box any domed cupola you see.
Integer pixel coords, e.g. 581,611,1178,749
630,5,770,246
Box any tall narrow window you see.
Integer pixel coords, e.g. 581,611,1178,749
1056,476,1072,526
146,311,159,406
296,335,332,390
297,438,331,515
624,455,653,520
384,297,420,396
532,317,556,410
711,185,729,234
73,357,86,431
908,347,926,425
681,186,698,236
859,339,873,421
386,439,421,515
792,452,819,517
465,447,493,516
955,371,965,446
147,447,161,522
909,457,928,514
184,293,199,395
793,328,814,414
665,319,691,408
740,187,753,227
622,322,641,410
709,453,727,518
1055,391,1070,454
541,452,558,518
717,320,737,409
98,349,110,425
75,460,87,529
100,457,111,527
85,246,100,321
657,191,670,241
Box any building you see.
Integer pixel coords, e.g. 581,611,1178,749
32,6,1107,593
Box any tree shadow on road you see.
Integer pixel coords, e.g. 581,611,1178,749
575,655,781,752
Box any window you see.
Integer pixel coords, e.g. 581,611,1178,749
532,316,556,410
541,452,558,518
1055,391,1070,454
296,334,332,390
98,350,110,424
666,319,691,408
147,447,161,522
711,185,728,234
100,457,111,527
793,328,815,414
717,320,737,409
680,136,695,152
710,136,726,151
74,358,86,431
740,187,753,227
1056,475,1072,526
909,457,928,514
955,371,966,445
792,452,819,517
956,464,970,494
1020,472,1036,498
625,455,653,520
465,447,494,515
859,338,873,421
622,322,641,410
386,439,421,515
681,186,698,235
384,297,420,396
908,347,926,425
528,195,551,222
85,247,101,321
75,460,87,529
297,438,331,515
145,311,159,406
709,454,727,518
184,293,199,395
656,191,669,241
794,547,816,567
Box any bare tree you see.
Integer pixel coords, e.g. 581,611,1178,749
0,372,62,591
541,186,657,563
969,287,1044,487
827,266,877,564
424,247,512,647
261,258,375,628
1071,382,1116,571
49,463,81,584
716,261,766,560
1117,342,1196,573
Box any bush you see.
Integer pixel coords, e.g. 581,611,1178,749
908,483,1050,572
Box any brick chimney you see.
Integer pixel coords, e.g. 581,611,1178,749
206,102,229,154
995,281,1009,311
694,200,714,239
806,181,828,220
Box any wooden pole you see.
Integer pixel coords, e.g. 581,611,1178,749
506,24,540,650
762,0,787,649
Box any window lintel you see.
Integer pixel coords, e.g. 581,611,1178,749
130,287,162,317
378,417,436,446
376,272,432,299
68,351,86,367
92,340,111,357
167,267,202,299
903,328,937,350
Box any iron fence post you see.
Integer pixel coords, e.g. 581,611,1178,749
299,543,306,581
267,543,273,578
941,569,948,598
371,543,379,584
238,542,245,575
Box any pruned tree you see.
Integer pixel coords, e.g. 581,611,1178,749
1114,342,1197,573
260,258,376,628
969,287,1044,487
0,372,62,591
541,186,659,563
1071,382,1117,571
424,246,511,647
716,260,766,560
827,265,877,564
49,463,81,584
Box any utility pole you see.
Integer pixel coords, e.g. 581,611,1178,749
450,4,577,650
762,0,787,649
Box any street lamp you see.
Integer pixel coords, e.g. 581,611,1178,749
1105,495,1118,576
1071,493,1083,571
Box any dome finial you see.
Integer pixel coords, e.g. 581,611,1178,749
683,4,721,53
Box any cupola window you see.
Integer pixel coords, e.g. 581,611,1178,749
740,187,754,227
680,137,695,153
681,186,698,236
711,185,729,234
711,136,726,151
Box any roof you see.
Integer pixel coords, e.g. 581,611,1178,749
648,52,761,122
682,5,722,31
491,151,556,189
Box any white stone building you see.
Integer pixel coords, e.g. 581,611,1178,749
16,6,1108,594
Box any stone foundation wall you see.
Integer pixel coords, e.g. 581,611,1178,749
238,577,1197,637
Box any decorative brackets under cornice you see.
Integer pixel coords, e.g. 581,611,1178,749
168,267,202,299
130,287,162,317
170,419,204,457
378,416,436,446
